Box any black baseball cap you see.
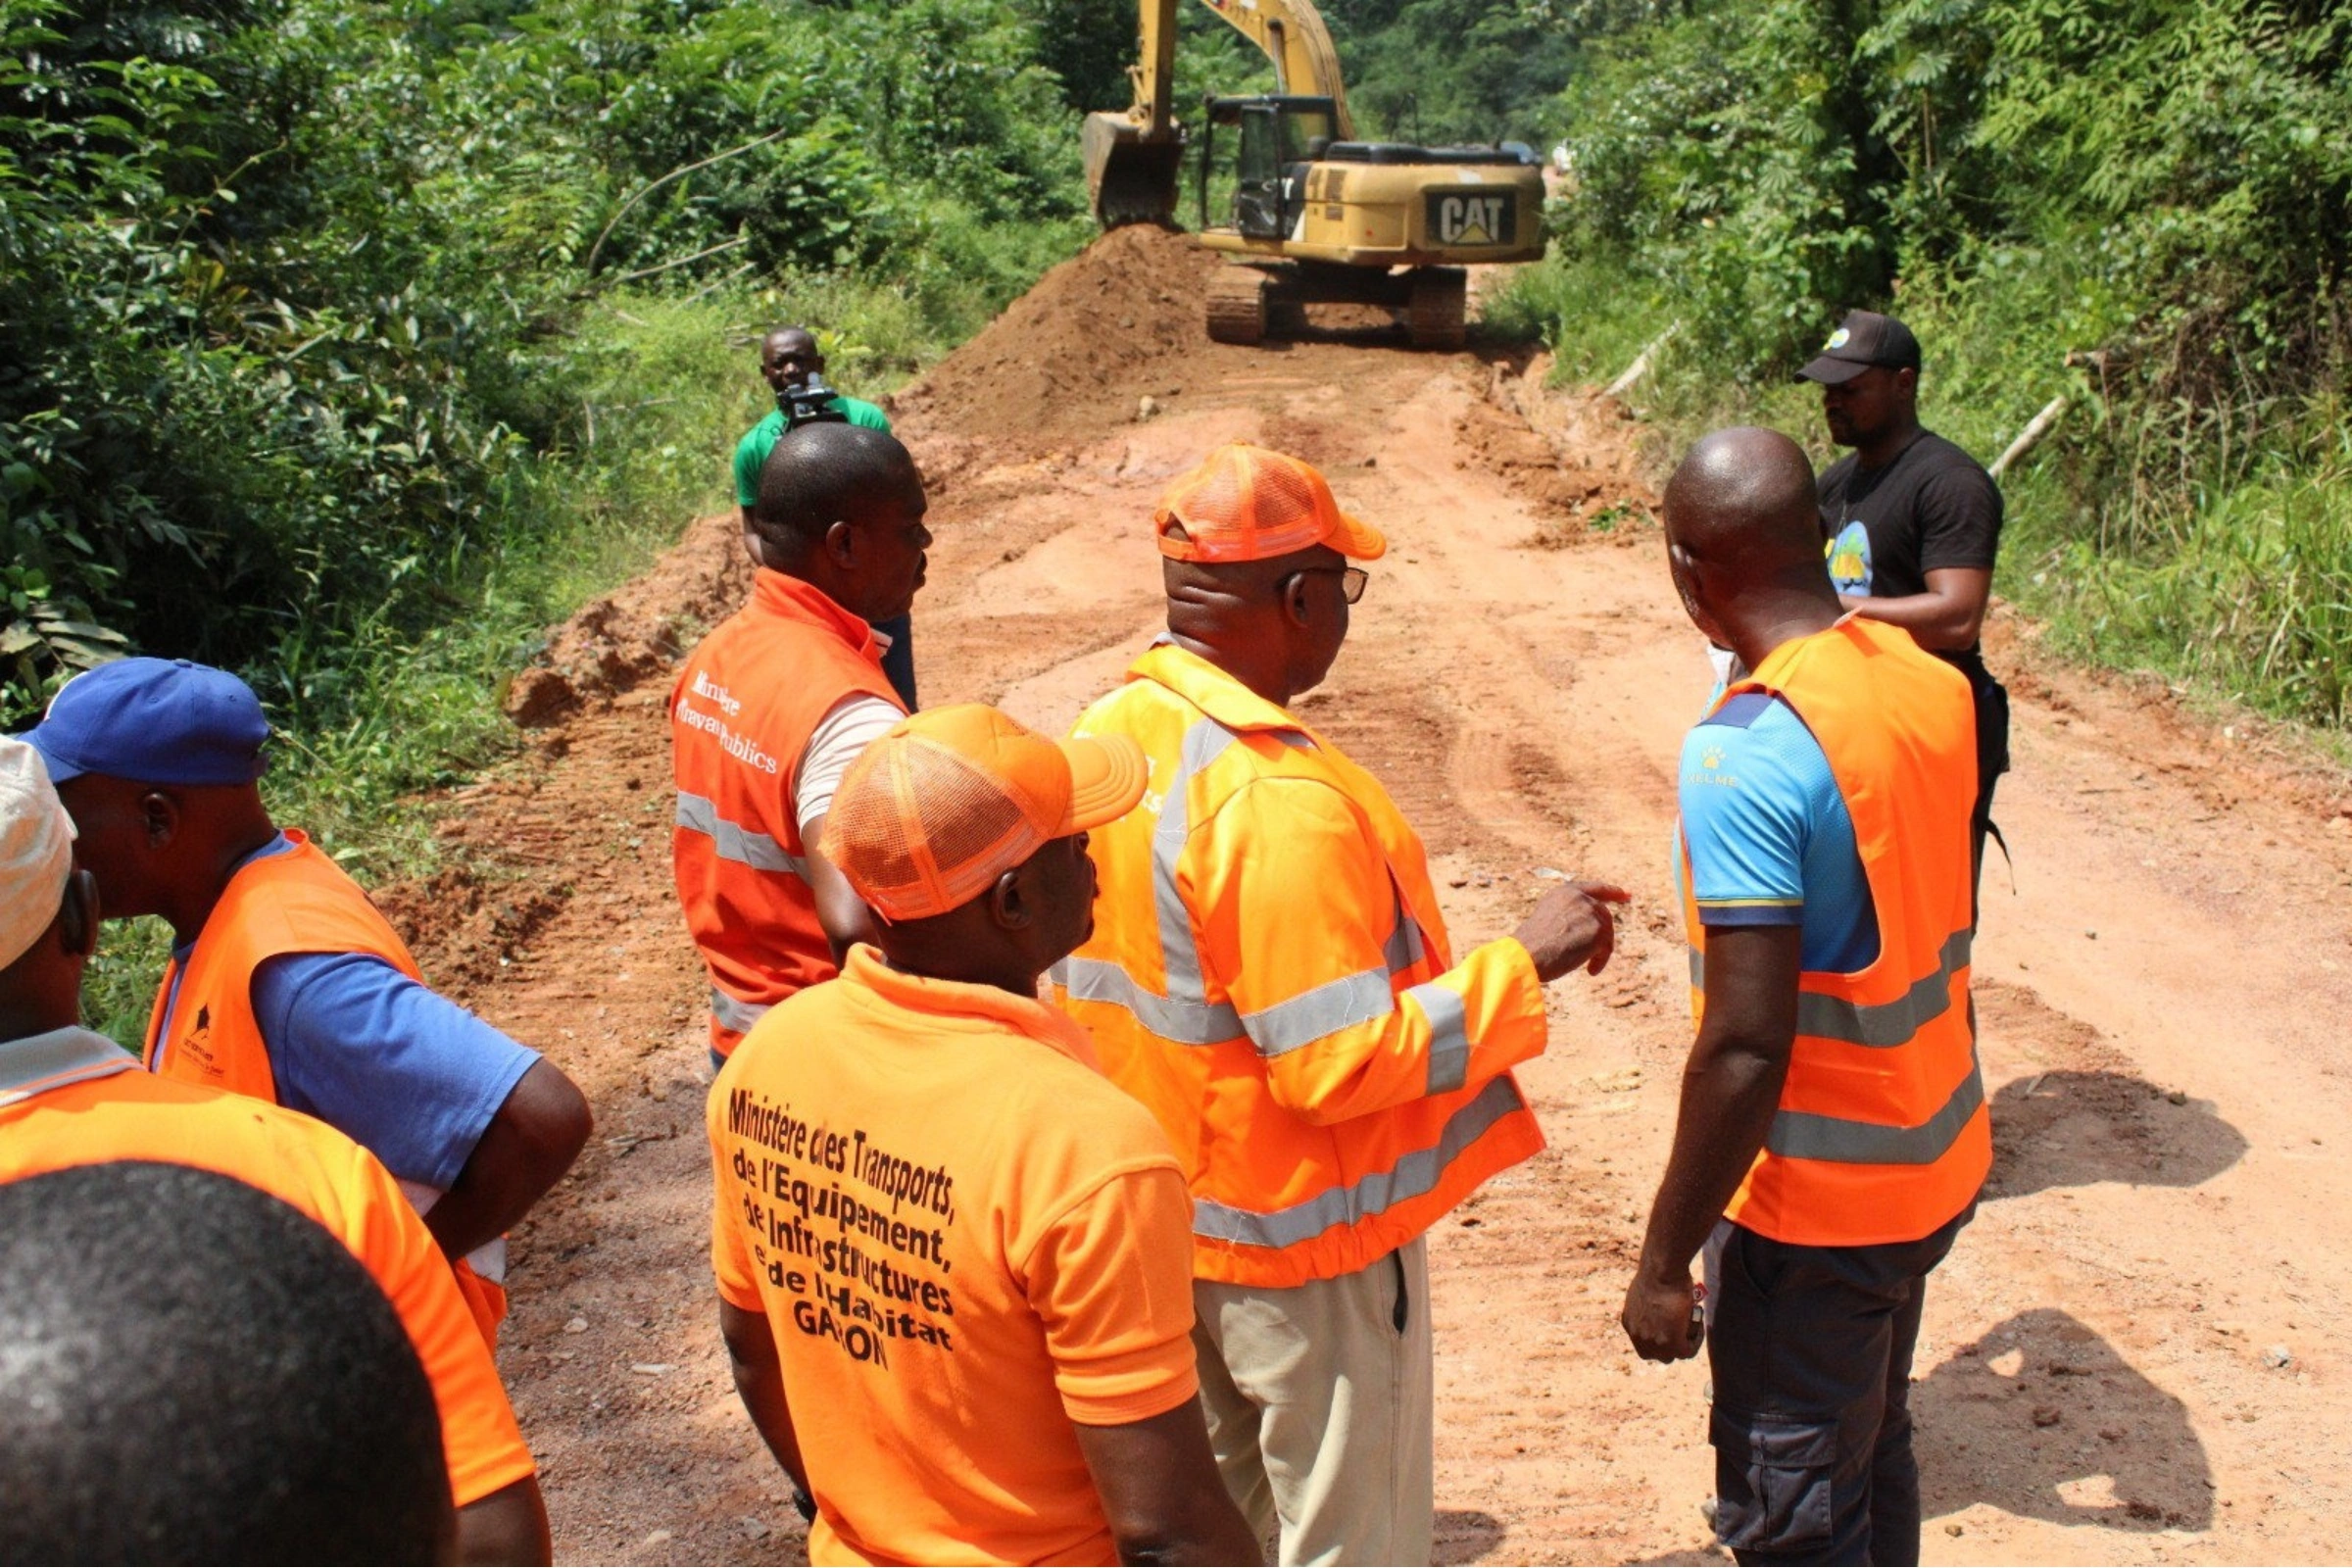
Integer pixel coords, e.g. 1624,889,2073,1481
1795,311,1921,385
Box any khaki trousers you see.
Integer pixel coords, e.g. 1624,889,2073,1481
1192,1238,1434,1567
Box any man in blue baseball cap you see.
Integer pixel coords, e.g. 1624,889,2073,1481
20,657,593,1346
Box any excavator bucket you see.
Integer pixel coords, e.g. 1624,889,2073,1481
1084,111,1184,229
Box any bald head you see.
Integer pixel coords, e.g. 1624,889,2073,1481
1663,426,1824,570
1662,426,1841,661
753,422,920,564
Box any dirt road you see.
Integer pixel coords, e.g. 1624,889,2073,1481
397,228,2352,1564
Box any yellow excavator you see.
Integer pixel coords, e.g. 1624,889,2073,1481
1083,0,1544,349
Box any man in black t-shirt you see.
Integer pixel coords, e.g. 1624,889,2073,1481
1800,310,2010,907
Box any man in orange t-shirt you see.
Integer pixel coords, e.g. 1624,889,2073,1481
708,705,1256,1567
0,739,549,1565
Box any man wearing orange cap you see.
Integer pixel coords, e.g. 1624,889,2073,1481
1052,443,1630,1564
0,738,549,1564
707,704,1258,1567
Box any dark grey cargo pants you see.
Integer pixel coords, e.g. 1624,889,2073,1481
1703,1207,1973,1566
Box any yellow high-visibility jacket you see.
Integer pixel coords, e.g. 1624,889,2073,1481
1050,644,1547,1288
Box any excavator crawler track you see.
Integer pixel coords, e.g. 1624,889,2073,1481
1405,268,1467,352
1205,267,1270,345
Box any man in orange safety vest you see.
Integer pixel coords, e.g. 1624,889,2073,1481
1622,427,1985,1566
23,658,592,1357
671,421,930,1066
0,737,548,1563
1053,443,1629,1565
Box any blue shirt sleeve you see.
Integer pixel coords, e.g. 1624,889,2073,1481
1680,693,1815,927
253,952,539,1191
1679,693,1882,972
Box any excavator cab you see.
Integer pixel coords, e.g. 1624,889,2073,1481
1204,95,1340,240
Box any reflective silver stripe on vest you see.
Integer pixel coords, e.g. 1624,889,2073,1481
1052,716,1438,1058
675,792,808,878
1052,955,1242,1044
1409,982,1470,1095
1767,1053,1986,1165
1049,718,1263,1047
710,988,773,1036
0,1027,137,1107
1245,965,1397,1056
1687,927,1973,1050
1191,1074,1526,1249
1385,909,1428,974
1151,720,1241,1028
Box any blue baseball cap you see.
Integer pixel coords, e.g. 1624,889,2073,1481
16,658,270,786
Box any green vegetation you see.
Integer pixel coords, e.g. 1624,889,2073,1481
4,0,1104,1037
1494,0,2352,730
1322,0,1578,145
3,0,1098,770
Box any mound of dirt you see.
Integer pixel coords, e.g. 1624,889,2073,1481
1463,354,1657,537
892,224,1216,446
501,513,750,725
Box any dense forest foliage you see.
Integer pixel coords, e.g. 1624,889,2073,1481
0,0,1091,739
0,0,1574,738
1501,0,2352,727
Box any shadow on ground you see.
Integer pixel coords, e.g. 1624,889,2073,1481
1982,1068,2247,1200
1433,1507,1506,1564
1916,1307,2213,1533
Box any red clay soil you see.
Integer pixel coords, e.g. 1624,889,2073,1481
376,226,2352,1565
890,223,1217,445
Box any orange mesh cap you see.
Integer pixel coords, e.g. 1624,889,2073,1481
819,704,1148,922
1154,443,1388,564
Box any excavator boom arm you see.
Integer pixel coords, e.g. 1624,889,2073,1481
1087,0,1356,225
1193,0,1353,138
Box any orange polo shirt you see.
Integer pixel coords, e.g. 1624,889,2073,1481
0,1027,537,1509
709,947,1199,1567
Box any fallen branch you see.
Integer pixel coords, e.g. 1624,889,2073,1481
603,234,749,287
1603,322,1680,399
583,126,793,276
1989,394,2070,479
682,261,758,307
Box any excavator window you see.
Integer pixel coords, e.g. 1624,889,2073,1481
1235,104,1285,239
1201,94,1342,241
1277,106,1337,166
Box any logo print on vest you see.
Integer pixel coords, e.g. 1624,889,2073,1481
181,1004,216,1066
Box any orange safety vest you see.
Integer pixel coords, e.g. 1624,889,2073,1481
144,832,509,1342
1052,645,1549,1290
670,570,904,1057
146,831,422,1099
0,1026,538,1509
1684,616,1989,1248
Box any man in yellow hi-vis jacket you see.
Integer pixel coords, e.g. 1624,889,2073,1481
1050,443,1628,1565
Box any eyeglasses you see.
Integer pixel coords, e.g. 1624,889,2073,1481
1294,565,1369,604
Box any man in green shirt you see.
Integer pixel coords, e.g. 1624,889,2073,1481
733,325,913,706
